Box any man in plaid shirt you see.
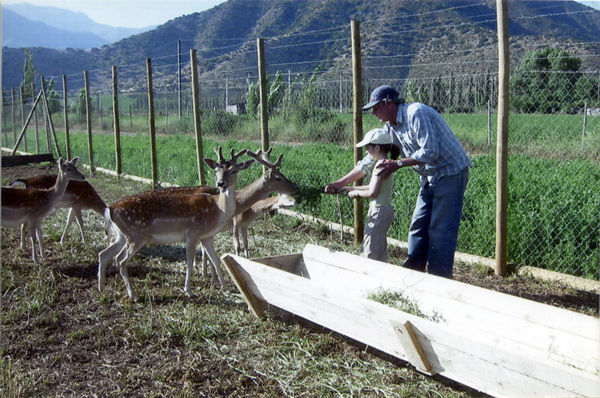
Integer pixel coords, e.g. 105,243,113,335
326,85,473,278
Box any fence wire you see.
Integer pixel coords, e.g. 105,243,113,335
2,12,599,280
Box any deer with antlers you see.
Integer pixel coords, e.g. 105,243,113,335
8,175,107,245
1,157,86,263
98,147,254,301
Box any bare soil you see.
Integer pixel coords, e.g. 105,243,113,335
1,162,598,397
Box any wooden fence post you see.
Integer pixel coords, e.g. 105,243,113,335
257,38,269,158
351,19,364,245
112,66,122,178
40,77,61,159
19,84,27,152
84,70,95,171
63,75,71,160
11,88,16,144
190,49,205,185
146,58,158,189
495,0,509,276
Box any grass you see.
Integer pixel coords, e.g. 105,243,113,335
1,163,597,397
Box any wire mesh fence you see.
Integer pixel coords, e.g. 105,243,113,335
2,6,599,280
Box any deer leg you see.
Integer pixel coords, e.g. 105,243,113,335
184,237,200,296
233,222,242,256
116,241,144,301
201,238,225,288
118,263,138,302
201,246,210,279
98,231,127,292
20,223,27,250
242,226,250,258
31,222,45,263
61,208,85,245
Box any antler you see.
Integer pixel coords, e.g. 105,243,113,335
213,147,248,164
247,148,283,169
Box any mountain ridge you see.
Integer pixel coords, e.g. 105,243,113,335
2,0,600,92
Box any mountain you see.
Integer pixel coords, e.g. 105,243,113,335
2,9,109,49
2,0,600,92
2,2,153,46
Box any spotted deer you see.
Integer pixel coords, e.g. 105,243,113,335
9,174,107,245
97,147,254,301
1,157,86,263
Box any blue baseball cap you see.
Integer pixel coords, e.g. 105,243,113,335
362,85,400,110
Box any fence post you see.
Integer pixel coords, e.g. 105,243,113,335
495,0,509,276
84,70,95,171
190,49,205,185
19,84,27,152
257,38,269,157
146,58,158,189
351,19,364,245
112,66,122,177
40,77,61,159
178,40,182,119
11,88,16,144
63,75,71,160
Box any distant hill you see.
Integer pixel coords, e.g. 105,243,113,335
2,9,109,49
2,0,600,92
2,2,153,46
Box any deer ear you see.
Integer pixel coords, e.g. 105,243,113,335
204,158,218,170
70,156,80,165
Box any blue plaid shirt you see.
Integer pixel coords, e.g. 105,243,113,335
356,102,473,184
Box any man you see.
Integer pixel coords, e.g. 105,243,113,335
325,85,473,278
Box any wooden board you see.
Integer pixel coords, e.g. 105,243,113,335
223,247,600,398
1,153,54,167
287,244,600,376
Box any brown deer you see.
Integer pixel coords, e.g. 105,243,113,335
233,193,297,257
8,175,107,245
1,157,86,263
98,147,254,301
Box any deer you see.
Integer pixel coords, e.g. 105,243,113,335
97,148,299,285
175,148,298,277
1,157,86,263
8,175,107,245
232,193,297,257
97,147,254,301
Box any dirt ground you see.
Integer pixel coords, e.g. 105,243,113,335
1,162,598,397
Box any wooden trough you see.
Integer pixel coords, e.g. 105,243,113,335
221,244,600,398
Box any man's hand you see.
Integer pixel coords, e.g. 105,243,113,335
376,159,400,179
324,182,344,194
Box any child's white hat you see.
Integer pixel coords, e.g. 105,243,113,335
356,128,392,147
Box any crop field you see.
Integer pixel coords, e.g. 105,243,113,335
1,160,598,397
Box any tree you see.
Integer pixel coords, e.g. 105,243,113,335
511,48,582,114
44,78,61,115
22,49,37,104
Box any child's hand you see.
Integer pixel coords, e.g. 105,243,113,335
347,190,359,199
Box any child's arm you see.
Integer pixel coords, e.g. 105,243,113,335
347,175,382,199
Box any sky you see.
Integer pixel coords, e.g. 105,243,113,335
2,0,228,28
2,0,600,28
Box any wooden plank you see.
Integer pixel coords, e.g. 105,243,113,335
252,252,303,273
392,320,433,374
300,244,600,375
1,153,54,167
221,255,268,319
225,254,600,398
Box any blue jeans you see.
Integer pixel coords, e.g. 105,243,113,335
403,168,469,278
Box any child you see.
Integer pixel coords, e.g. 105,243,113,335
341,128,400,262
